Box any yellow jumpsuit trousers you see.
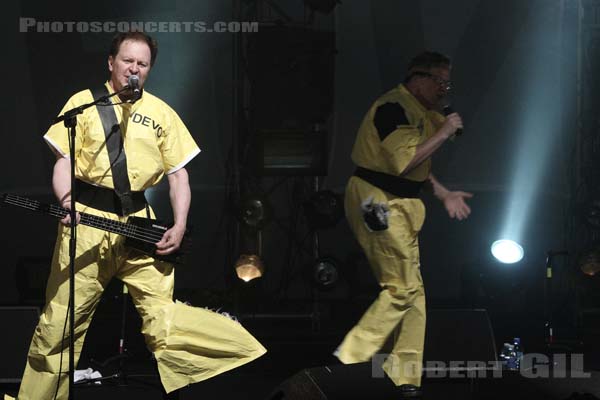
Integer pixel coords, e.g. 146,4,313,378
13,203,266,400
336,176,426,386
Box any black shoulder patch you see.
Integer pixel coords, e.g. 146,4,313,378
373,102,409,141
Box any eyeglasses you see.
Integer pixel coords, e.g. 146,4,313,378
410,71,452,91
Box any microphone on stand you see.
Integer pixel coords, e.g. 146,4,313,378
443,104,463,136
128,75,141,102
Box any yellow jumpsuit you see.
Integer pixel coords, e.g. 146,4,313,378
13,83,266,400
335,84,443,386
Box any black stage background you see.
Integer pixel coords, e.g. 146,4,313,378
3,0,600,399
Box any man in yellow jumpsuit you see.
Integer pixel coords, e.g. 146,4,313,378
334,52,472,398
8,31,266,400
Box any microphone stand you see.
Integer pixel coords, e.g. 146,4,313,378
51,85,130,400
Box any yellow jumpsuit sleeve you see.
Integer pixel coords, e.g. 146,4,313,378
43,90,91,158
379,125,422,176
160,106,201,174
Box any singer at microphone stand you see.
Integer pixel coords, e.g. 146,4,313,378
8,31,266,400
334,51,473,399
42,80,135,400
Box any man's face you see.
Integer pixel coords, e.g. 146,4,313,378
414,66,451,109
108,39,152,95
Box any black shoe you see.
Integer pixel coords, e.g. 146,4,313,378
398,384,422,398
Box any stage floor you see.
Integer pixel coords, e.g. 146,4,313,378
3,335,599,400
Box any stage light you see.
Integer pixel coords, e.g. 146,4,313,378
235,254,265,282
498,4,568,256
491,239,524,264
578,245,600,276
585,200,600,229
238,195,271,229
312,257,339,289
303,190,343,230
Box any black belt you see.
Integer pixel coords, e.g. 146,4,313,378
353,167,425,198
75,179,147,216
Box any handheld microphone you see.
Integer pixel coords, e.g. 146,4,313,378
128,75,141,101
443,104,463,136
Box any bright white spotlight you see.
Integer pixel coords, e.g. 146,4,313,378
491,240,524,264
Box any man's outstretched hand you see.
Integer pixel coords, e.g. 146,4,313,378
443,191,473,221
